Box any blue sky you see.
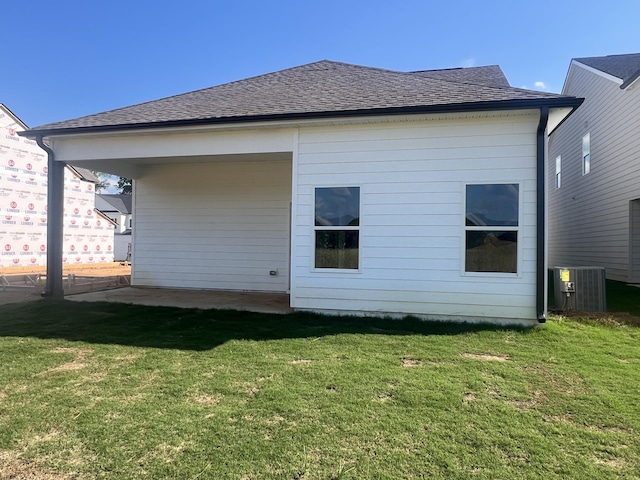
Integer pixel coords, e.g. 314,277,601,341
3,0,638,127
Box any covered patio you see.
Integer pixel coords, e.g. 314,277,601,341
65,287,292,314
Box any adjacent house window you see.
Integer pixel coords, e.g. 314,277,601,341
582,133,591,175
465,184,519,273
314,187,360,269
555,155,562,188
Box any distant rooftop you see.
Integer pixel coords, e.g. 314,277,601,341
411,65,510,87
96,194,132,214
575,53,640,88
70,166,100,183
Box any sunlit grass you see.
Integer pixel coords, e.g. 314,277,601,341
0,300,638,479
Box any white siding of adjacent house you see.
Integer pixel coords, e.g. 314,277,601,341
631,200,640,283
132,157,292,292
548,63,640,282
290,112,541,322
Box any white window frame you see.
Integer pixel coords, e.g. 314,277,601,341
555,155,562,189
582,133,591,175
312,186,361,272
462,182,522,277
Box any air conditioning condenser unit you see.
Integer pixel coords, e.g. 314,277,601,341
553,266,606,312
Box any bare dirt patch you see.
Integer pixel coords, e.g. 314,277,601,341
511,390,547,410
191,394,222,406
375,391,393,403
558,311,640,327
0,459,78,480
593,456,626,470
461,353,510,362
0,263,131,305
462,392,477,403
523,365,586,395
42,347,93,374
291,359,312,365
0,430,90,479
401,357,423,367
0,262,131,278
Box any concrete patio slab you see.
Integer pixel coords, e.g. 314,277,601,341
65,287,293,314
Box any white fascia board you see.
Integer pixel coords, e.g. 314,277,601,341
43,109,540,142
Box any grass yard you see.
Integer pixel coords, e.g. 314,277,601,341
0,300,638,479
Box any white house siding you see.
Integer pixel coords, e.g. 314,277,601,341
132,157,292,292
548,64,640,282
631,200,640,283
114,233,131,262
291,112,541,322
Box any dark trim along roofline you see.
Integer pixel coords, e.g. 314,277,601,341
19,97,584,138
620,67,640,89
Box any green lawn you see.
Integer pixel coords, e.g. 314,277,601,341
0,300,638,479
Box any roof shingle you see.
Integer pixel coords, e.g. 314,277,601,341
28,60,577,134
411,65,510,87
575,53,640,88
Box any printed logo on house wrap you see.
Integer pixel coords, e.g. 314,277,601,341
5,128,19,142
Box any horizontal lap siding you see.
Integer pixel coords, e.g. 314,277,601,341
291,115,539,320
133,158,291,291
549,66,640,281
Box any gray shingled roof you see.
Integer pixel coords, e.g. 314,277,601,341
27,60,577,135
575,53,640,88
68,166,100,183
97,194,132,214
411,65,510,87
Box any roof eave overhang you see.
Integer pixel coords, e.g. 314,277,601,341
18,97,584,139
620,68,640,89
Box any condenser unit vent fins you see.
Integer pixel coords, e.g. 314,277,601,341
553,266,607,312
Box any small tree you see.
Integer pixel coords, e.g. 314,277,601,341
117,177,133,195
93,171,111,193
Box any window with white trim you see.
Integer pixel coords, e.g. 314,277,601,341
314,187,360,269
582,133,591,175
465,184,519,273
555,155,562,188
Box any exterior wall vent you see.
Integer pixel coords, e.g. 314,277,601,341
553,266,607,312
